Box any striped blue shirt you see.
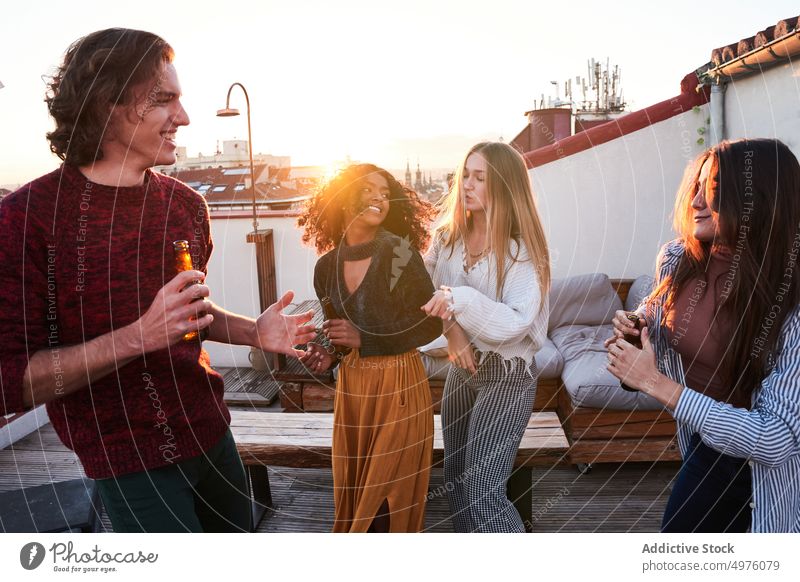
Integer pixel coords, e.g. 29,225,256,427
647,240,800,533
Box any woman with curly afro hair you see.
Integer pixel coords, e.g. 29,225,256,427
297,163,442,532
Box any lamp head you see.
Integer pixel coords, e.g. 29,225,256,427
216,107,240,117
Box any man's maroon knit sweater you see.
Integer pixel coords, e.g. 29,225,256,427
0,165,230,479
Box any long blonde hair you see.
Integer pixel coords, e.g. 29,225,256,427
436,142,550,305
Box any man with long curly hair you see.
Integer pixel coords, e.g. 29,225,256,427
0,28,316,532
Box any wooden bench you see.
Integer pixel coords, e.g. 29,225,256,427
557,389,680,465
230,410,569,531
560,281,680,468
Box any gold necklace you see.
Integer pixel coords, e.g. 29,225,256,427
465,233,489,258
467,246,489,258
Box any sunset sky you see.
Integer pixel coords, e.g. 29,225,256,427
1,0,797,187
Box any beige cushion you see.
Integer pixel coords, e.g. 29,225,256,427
534,339,565,379
625,274,655,312
420,354,453,381
551,323,664,410
548,273,623,332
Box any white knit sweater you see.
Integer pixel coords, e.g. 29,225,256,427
423,235,548,365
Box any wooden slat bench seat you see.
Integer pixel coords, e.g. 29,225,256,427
557,280,680,467
557,390,681,465
230,410,569,531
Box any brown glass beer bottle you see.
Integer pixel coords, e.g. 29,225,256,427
320,296,349,355
173,240,208,342
620,313,642,392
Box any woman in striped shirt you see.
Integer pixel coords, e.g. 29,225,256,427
422,142,550,532
607,138,800,532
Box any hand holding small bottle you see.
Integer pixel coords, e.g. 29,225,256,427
134,270,214,353
605,311,644,392
173,240,209,341
322,319,362,349
604,309,645,348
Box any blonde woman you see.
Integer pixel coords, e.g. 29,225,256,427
422,142,550,532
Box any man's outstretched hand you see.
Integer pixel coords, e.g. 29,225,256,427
254,291,316,357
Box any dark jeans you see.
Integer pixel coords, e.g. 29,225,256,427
96,429,252,533
661,433,752,533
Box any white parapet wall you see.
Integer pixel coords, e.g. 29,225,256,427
531,61,800,282
203,212,319,368
718,62,800,154
530,105,710,279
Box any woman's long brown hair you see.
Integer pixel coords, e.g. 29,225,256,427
651,139,800,401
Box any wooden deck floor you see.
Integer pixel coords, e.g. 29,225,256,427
0,413,680,533
256,461,679,532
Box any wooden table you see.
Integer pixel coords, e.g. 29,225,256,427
231,410,569,531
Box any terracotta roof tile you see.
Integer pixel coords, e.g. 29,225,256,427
737,37,755,57
775,16,799,38
711,14,798,65
755,26,777,48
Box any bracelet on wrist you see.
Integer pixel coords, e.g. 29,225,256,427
318,335,336,355
334,347,352,360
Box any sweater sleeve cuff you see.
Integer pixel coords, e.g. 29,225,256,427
449,286,477,316
0,354,32,415
673,387,714,432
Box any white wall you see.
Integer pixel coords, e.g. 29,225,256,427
203,213,319,367
717,62,800,155
531,105,710,279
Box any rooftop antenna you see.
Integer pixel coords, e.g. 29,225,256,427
581,78,587,109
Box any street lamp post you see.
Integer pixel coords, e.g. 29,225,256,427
216,83,281,372
216,82,258,232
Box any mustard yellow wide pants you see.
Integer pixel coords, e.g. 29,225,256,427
332,349,433,533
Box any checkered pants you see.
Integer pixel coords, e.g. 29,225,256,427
441,352,537,532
